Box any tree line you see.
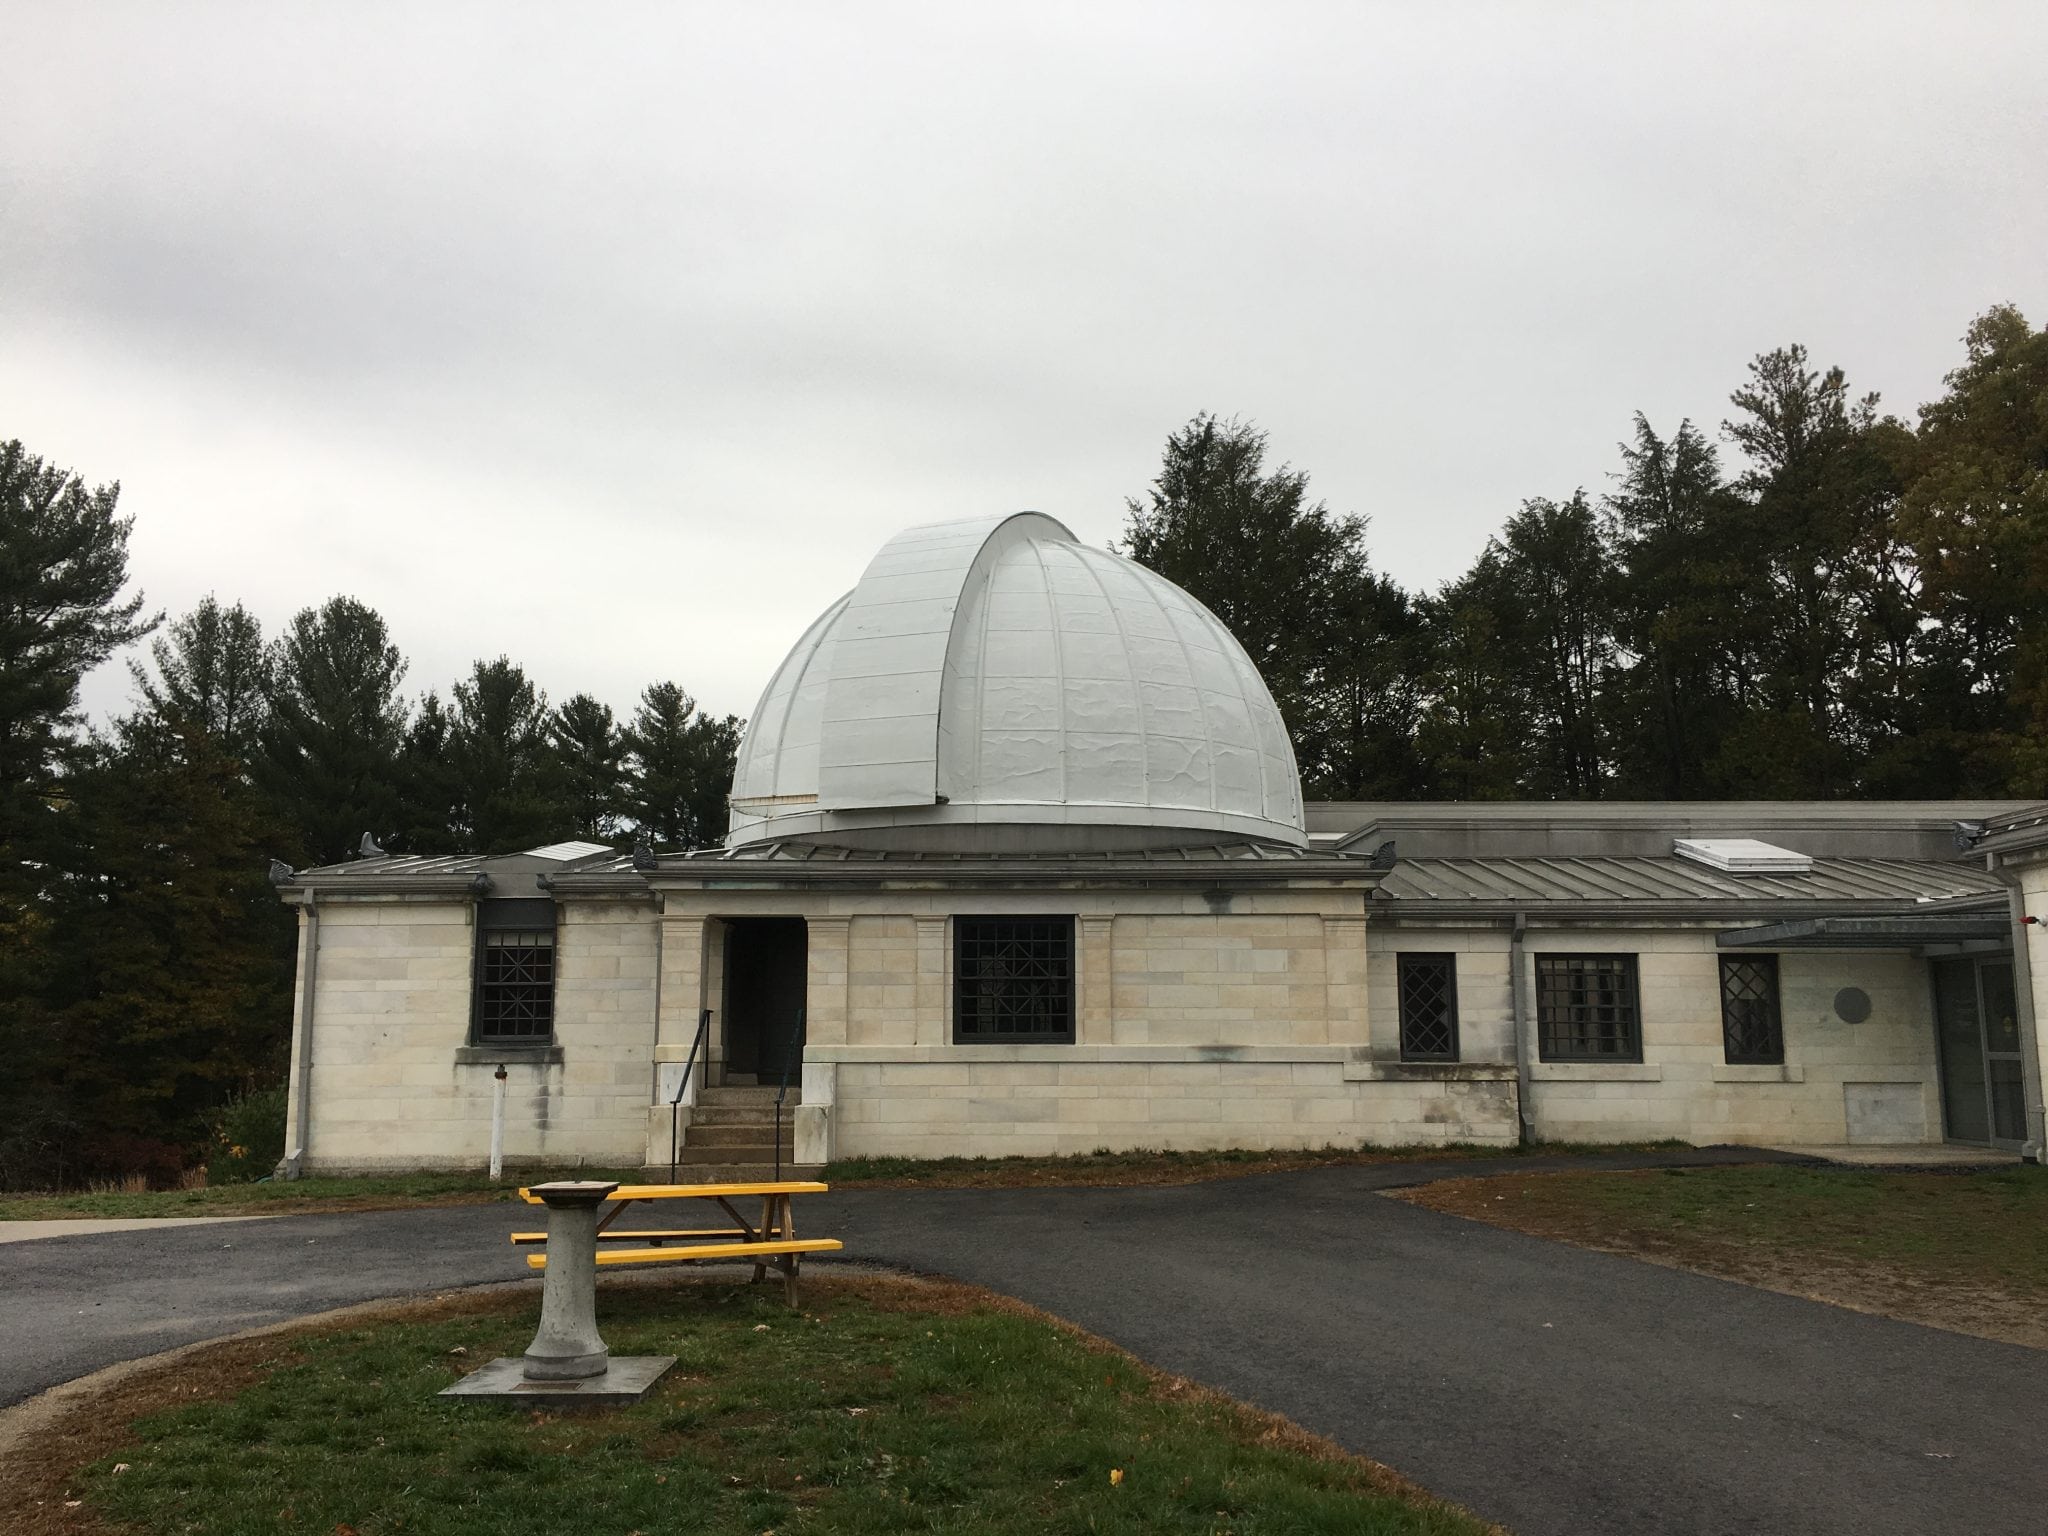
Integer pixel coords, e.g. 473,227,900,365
0,448,739,1185
1125,304,2047,802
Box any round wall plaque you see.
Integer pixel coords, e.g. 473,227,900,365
1833,986,1872,1024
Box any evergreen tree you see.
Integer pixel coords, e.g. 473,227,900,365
622,682,742,849
393,691,464,854
1896,304,2048,794
0,439,156,830
14,717,294,1185
1121,413,1423,796
129,594,270,761
1714,346,1895,795
256,596,409,865
448,657,561,853
549,692,626,842
1603,416,1746,797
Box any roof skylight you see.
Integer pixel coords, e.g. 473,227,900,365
1672,838,1814,875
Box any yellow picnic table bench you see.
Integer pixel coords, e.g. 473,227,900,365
515,1180,840,1306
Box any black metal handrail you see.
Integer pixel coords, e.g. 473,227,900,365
668,1008,713,1183
773,1007,805,1181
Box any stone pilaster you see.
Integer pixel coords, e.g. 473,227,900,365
914,917,949,1045
806,916,852,1047
1078,914,1115,1045
1323,913,1369,1046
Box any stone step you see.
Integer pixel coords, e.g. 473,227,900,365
685,1102,791,1127
694,1085,779,1106
686,1122,795,1149
680,1141,787,1164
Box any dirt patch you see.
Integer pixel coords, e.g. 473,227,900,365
1399,1173,2048,1351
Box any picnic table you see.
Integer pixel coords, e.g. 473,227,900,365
515,1180,841,1305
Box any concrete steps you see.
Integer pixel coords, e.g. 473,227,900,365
657,1083,812,1183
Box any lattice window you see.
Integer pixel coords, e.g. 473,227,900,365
1536,954,1641,1061
476,905,556,1043
1398,953,1459,1061
954,917,1074,1043
1719,954,1783,1065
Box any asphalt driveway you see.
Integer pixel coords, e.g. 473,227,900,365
4,1152,2043,1536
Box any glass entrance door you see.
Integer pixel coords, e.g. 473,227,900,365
1933,956,2026,1148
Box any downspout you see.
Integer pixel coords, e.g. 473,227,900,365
286,890,319,1179
1510,908,1533,1147
1988,854,2047,1163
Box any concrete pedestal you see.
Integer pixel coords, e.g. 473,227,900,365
521,1181,617,1380
440,1178,674,1408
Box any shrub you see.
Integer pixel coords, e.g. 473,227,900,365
209,1085,288,1183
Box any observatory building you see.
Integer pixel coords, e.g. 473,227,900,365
274,514,2048,1174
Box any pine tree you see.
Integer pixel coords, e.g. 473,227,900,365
549,692,626,842
448,657,561,853
622,682,742,849
129,594,270,761
255,596,409,865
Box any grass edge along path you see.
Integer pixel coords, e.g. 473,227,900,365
0,1139,1707,1219
1397,1163,2048,1351
4,1273,1500,1536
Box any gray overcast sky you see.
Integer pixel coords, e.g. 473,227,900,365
5,2,2044,729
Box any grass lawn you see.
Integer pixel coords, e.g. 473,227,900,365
1400,1163,2048,1348
0,1170,648,1222
823,1142,1529,1189
10,1277,1494,1536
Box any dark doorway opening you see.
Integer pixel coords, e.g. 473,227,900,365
723,918,808,1085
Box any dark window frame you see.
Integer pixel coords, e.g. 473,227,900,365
1718,953,1785,1065
472,898,557,1046
1396,952,1460,1062
952,915,1076,1045
1535,953,1643,1062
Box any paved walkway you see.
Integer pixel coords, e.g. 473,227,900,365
3,1151,2043,1536
0,1214,278,1245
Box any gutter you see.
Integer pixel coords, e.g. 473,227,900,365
1509,908,1533,1146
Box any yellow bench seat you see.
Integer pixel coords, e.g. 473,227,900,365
510,1229,740,1246
518,1181,828,1204
525,1237,843,1270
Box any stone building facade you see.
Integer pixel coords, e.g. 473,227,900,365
273,515,2048,1174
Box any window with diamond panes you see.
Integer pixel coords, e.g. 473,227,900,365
1719,954,1783,1064
1397,953,1459,1061
474,900,556,1044
1535,954,1642,1061
953,917,1074,1043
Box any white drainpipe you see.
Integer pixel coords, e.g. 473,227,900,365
285,891,319,1179
1510,909,1533,1146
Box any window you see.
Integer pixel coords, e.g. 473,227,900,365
1719,954,1783,1064
953,917,1074,1043
474,898,556,1044
1536,954,1641,1061
1397,953,1459,1061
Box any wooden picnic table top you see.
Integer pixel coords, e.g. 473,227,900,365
517,1181,828,1204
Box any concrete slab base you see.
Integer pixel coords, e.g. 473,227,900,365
439,1355,676,1407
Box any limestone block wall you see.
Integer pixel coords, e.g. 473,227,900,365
655,884,1525,1157
1518,930,1937,1146
289,897,656,1173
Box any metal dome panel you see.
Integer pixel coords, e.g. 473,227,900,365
727,513,1305,849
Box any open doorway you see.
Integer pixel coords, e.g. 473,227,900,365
722,918,808,1085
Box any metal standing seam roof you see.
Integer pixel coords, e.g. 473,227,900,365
666,838,1353,865
1374,855,2004,908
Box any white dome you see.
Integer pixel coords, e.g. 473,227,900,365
727,513,1305,850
